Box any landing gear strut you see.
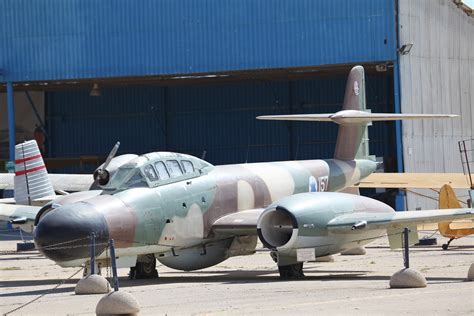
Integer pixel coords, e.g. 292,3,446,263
442,238,455,250
129,254,159,279
278,263,305,279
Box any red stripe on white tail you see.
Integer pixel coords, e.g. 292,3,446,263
14,140,54,205
15,165,47,176
15,154,42,165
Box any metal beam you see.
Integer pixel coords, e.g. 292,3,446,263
7,82,15,162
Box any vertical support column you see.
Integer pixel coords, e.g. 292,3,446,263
90,233,96,275
393,62,405,211
403,227,409,269
109,239,119,291
394,0,406,212
7,82,15,164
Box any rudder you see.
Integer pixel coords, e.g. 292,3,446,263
14,140,55,205
334,66,368,161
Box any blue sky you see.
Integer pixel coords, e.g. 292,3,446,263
464,0,474,7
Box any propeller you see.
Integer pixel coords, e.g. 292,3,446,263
94,141,120,186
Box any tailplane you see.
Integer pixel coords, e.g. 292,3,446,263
257,65,458,161
14,140,55,205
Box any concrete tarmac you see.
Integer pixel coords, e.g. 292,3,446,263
1,232,473,315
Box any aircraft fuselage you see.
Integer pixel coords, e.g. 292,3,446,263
34,157,376,268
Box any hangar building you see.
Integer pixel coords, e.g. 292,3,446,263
0,0,473,210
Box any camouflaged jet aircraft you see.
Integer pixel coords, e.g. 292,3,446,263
1,66,472,279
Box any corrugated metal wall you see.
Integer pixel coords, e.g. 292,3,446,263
399,0,474,209
46,73,395,172
1,0,396,82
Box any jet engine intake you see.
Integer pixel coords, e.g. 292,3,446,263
257,206,297,249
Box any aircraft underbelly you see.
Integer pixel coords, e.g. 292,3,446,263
278,229,384,257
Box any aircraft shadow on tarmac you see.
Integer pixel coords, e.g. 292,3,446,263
0,254,44,261
0,270,466,298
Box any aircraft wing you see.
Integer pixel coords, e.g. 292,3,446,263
354,173,471,189
327,208,473,232
211,208,264,236
0,203,42,233
0,173,93,192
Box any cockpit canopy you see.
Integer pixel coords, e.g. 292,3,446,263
104,152,213,191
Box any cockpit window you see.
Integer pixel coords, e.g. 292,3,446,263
166,160,183,177
181,160,194,174
144,165,159,182
105,167,147,189
154,161,170,180
126,170,147,188
108,168,133,186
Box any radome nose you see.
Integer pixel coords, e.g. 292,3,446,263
34,203,109,263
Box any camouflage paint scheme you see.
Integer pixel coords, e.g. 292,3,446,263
36,151,375,267
5,65,470,276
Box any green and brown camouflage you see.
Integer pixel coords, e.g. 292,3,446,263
31,150,375,267
3,65,466,279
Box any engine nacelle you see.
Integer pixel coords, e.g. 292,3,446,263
93,154,138,186
157,239,233,271
257,192,393,255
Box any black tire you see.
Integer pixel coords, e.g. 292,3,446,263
278,263,305,279
129,254,159,279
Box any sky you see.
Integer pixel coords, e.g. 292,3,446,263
463,0,474,8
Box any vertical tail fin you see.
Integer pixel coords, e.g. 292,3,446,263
257,65,458,161
334,65,368,160
14,140,55,205
438,184,474,238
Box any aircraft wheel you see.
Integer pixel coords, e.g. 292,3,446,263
270,251,278,263
278,263,305,279
129,254,158,279
442,244,448,250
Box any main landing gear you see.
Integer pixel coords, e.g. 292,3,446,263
271,251,305,279
441,238,455,250
129,254,159,279
278,263,305,279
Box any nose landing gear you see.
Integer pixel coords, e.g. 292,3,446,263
129,254,159,279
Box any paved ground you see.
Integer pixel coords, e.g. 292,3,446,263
0,231,473,315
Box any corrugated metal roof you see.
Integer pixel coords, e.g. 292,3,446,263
0,0,396,82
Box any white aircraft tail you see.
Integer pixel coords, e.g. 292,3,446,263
14,140,55,205
257,65,458,161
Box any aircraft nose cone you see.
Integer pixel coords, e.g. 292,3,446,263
34,203,109,263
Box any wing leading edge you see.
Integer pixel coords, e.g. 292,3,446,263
211,209,264,236
355,173,472,189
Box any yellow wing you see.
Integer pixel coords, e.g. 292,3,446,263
355,173,471,189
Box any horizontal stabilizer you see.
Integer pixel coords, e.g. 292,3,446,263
257,110,459,125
